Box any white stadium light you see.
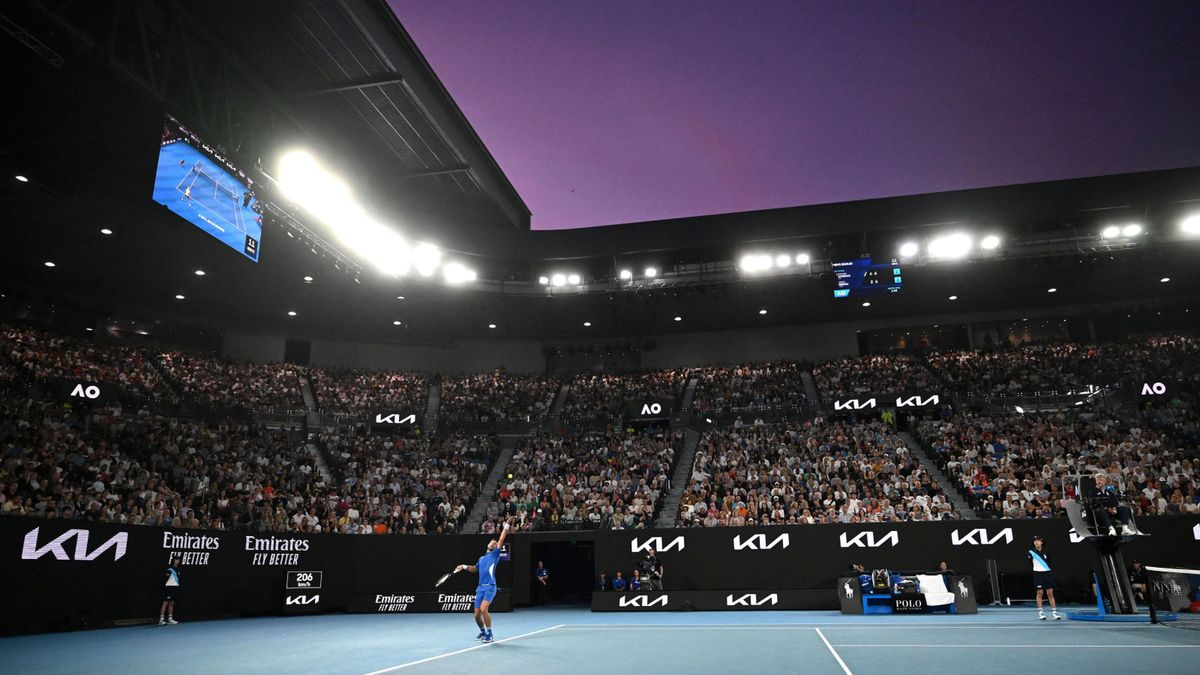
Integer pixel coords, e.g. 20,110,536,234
567,273,582,285
758,309,768,315
1160,277,1170,283
488,323,497,329
795,253,810,265
1122,223,1143,237
644,267,658,278
583,321,592,327
412,243,441,277
775,254,791,268
927,232,973,260
443,262,477,284
100,228,113,235
739,253,772,272
980,234,1001,251
538,276,550,285
279,150,435,280
194,269,206,276
174,294,185,300
1100,225,1121,239
43,261,55,268
551,273,567,287
898,241,919,258
287,311,297,316
393,320,402,326
1181,214,1200,235
862,301,871,307
619,269,633,280
673,316,682,322
15,175,29,183
1047,287,1057,293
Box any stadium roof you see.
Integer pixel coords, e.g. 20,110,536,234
3,0,529,233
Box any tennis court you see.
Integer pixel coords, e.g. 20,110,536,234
2,606,1196,674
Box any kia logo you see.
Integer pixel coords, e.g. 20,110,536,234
22,527,128,561
895,394,938,408
951,528,1013,546
733,533,790,550
630,536,685,552
375,413,416,425
618,595,668,607
833,398,876,411
839,531,899,548
726,593,778,607
286,594,320,606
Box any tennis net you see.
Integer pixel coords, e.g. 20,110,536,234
1146,566,1200,630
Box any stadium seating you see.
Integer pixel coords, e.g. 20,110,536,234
679,418,959,526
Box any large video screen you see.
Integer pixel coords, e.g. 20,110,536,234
152,115,262,262
832,257,902,298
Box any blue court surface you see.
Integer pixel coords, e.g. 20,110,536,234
2,607,1197,674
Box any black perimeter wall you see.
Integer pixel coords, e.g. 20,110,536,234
4,515,1198,633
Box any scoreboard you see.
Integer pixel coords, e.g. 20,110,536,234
832,257,903,298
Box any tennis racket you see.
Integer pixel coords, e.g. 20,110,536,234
435,569,460,587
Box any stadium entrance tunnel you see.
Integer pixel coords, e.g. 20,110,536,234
530,541,596,605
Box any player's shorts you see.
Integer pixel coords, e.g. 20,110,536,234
1033,571,1055,590
163,586,179,600
474,585,497,608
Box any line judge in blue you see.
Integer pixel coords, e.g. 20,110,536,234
456,516,514,643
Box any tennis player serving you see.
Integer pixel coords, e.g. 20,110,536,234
455,516,515,643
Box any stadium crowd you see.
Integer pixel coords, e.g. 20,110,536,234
1,325,164,399
157,351,304,412
480,429,680,533
679,418,958,526
310,367,427,417
690,361,807,414
560,370,684,426
812,354,942,401
439,371,559,423
319,431,494,534
917,410,1200,519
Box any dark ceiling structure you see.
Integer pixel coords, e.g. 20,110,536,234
2,0,1199,347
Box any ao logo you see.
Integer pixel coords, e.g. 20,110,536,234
22,527,128,561
733,533,790,550
619,595,668,608
69,384,100,399
630,536,685,552
285,594,320,606
951,528,1013,546
839,531,899,548
640,403,662,415
1141,382,1167,396
374,413,416,425
833,398,876,411
726,593,778,607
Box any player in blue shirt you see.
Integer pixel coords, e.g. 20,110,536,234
456,517,514,643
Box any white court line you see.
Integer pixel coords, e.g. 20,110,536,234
361,624,565,674
554,623,1157,629
815,628,854,675
833,644,1200,649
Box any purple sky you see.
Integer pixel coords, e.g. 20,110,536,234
391,1,1200,230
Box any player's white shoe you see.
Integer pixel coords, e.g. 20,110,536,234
1108,526,1118,536
1053,613,1062,620
167,618,178,625
1120,525,1137,536
158,618,166,626
1038,613,1047,621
